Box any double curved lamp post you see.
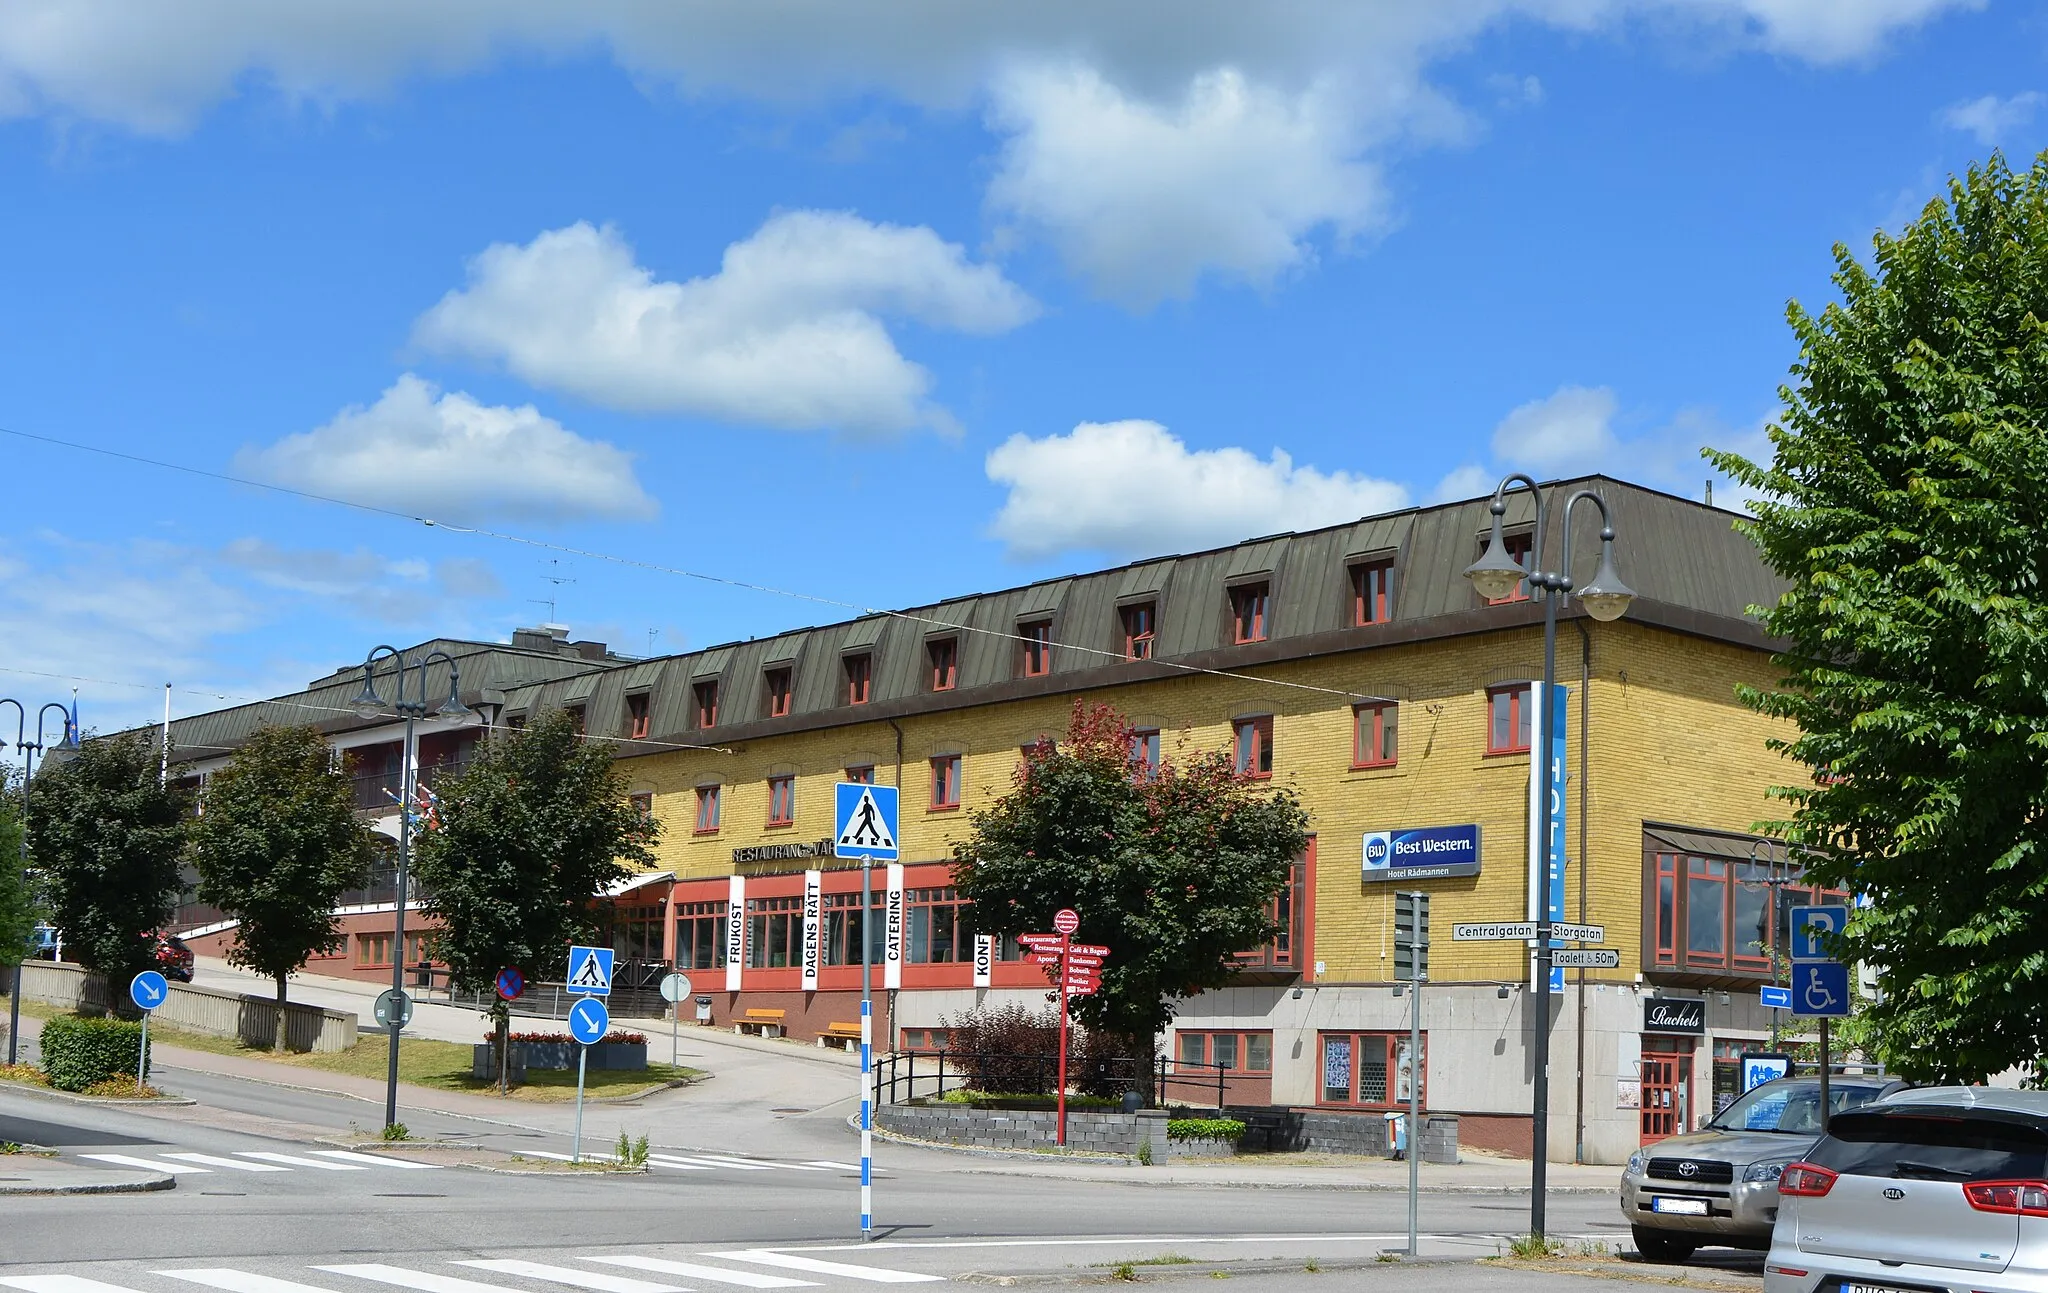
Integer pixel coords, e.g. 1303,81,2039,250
1,699,78,1066
1462,475,1634,1241
350,647,467,1131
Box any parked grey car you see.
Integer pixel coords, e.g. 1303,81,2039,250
1621,1075,1904,1261
1767,1087,2048,1293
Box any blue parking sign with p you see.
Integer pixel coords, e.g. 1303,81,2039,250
1791,905,1847,961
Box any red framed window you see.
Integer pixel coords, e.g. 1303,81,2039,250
1319,1031,1423,1108
900,1027,954,1051
1020,621,1052,677
626,692,651,740
693,785,721,834
1175,1030,1273,1073
930,755,961,810
765,667,793,719
844,764,874,785
693,680,719,728
1235,858,1303,970
1129,728,1160,779
766,775,795,827
845,653,872,705
1481,532,1534,604
1352,702,1397,768
1234,715,1274,778
1121,603,1156,660
928,638,958,691
1649,845,1849,975
1486,684,1531,754
1655,853,1678,966
1352,559,1395,626
1231,583,1270,644
907,886,975,963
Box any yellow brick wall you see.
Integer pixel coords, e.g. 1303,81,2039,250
619,618,1793,985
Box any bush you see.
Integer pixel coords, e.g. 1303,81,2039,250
40,1015,147,1092
940,1003,1061,1095
491,1030,646,1045
1167,1118,1245,1142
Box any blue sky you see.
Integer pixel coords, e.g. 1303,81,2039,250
0,1,2039,734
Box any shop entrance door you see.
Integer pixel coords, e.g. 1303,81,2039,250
1640,1044,1693,1144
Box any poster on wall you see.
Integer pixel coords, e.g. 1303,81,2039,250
884,862,905,989
800,870,822,991
724,875,745,992
1616,1079,1642,1109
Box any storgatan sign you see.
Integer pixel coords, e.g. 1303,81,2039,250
1362,825,1482,883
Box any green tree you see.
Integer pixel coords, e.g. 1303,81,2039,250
188,725,374,1049
412,711,657,1066
0,769,39,968
951,700,1311,1046
28,733,185,994
1709,151,2048,1083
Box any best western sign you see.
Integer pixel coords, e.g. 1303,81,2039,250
1362,825,1482,882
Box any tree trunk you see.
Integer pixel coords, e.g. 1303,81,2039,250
274,972,288,1053
496,1006,512,1094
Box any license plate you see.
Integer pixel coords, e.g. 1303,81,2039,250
1843,1285,1914,1293
1649,1197,1709,1215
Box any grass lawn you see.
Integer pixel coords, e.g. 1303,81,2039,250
4,997,701,1103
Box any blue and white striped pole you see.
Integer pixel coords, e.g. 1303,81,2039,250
859,997,873,1237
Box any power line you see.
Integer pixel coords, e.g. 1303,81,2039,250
0,422,1396,705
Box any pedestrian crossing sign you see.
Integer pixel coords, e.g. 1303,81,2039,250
834,782,899,861
566,944,614,997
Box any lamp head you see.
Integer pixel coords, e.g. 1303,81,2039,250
350,675,386,721
1464,536,1528,602
437,692,471,720
1576,537,1635,622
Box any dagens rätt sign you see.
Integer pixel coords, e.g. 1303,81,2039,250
1362,825,1481,882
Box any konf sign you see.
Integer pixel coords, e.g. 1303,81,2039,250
1643,996,1706,1035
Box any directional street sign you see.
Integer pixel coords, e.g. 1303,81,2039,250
129,970,168,1013
1791,905,1848,962
1549,949,1621,969
566,944,614,997
1068,944,1110,958
1453,922,1538,941
1063,954,1104,969
1053,908,1080,934
1759,984,1793,1011
1019,933,1063,947
834,783,900,861
494,967,525,1001
373,988,413,1030
1793,962,1851,1018
1551,923,1606,944
658,972,693,1003
568,996,612,1045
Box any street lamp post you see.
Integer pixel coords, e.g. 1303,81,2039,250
2,699,79,1066
1463,476,1634,1243
350,647,467,1132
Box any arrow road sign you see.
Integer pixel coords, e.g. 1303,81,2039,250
1453,922,1538,941
1062,954,1105,969
834,782,899,861
1760,984,1793,1010
1793,961,1851,1017
1019,933,1064,947
1551,923,1606,944
1549,949,1621,969
129,970,168,1013
568,996,611,1045
1068,944,1111,958
566,944,614,997
373,988,413,1031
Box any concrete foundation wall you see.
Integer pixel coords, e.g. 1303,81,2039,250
17,961,357,1053
877,1102,1161,1156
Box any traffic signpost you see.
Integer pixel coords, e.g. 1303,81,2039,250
129,971,167,1096
660,972,693,1067
566,945,614,997
1550,949,1621,969
1790,903,1851,1120
1760,984,1793,1011
1021,908,1105,1146
836,779,899,1241
567,994,611,1163
494,967,524,1001
373,988,413,1030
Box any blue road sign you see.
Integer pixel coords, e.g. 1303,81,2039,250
1790,905,1848,962
1759,984,1793,1010
129,970,168,1013
568,996,611,1045
834,782,899,861
495,967,525,1001
1741,1053,1791,1092
566,945,614,997
1792,961,1851,1017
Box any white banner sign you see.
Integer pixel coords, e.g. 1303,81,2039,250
801,870,822,991
725,874,745,992
884,862,905,990
973,934,993,987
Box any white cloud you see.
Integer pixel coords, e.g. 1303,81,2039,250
1430,463,1497,504
1940,92,2043,146
985,419,1408,560
1491,385,1622,474
235,374,656,523
986,63,1392,307
219,537,503,621
414,214,1034,435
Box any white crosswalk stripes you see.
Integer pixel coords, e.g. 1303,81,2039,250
582,1256,816,1288
705,1254,942,1284
78,1154,213,1175
453,1261,681,1293
644,1155,711,1171
159,1272,341,1293
314,1266,516,1293
308,1151,439,1169
76,1147,440,1176
234,1152,364,1171
159,1154,291,1173
666,1155,774,1171
0,1277,146,1293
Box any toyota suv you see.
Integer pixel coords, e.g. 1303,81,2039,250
1622,1074,1905,1262
1768,1087,2048,1293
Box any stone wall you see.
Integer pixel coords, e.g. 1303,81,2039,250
878,1102,1166,1156
1233,1107,1460,1162
15,961,357,1053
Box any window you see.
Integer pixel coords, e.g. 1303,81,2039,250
844,764,874,785
504,712,527,731
900,1027,955,1051
930,754,961,810
630,792,653,823
826,891,885,966
1352,702,1398,768
626,692,651,740
564,704,586,734
1352,558,1395,626
1487,684,1531,754
357,933,393,967
693,680,719,728
907,886,974,963
845,654,872,705
766,667,793,719
1129,728,1160,779
1650,844,1850,975
694,785,722,834
746,895,802,969
1234,715,1273,778
1320,1031,1422,1107
1235,858,1303,970
928,638,957,691
1480,531,1534,604
1121,603,1156,660
1176,1030,1273,1073
1231,582,1270,644
1020,620,1052,677
674,899,728,971
766,775,795,827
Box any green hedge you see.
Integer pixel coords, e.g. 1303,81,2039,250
1167,1118,1245,1142
41,1015,147,1092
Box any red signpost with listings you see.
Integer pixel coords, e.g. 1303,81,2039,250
1017,908,1108,1146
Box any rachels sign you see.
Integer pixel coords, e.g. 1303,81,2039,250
1643,996,1706,1035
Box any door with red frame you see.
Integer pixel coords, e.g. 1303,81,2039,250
1640,1046,1693,1144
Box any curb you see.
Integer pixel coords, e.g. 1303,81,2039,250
0,1079,197,1108
0,1172,176,1196
954,1255,1474,1285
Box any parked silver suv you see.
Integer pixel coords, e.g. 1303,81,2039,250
1768,1087,2048,1293
1621,1075,1904,1262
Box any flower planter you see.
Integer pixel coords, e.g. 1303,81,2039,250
501,1040,647,1071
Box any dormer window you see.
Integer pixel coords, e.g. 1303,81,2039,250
845,653,872,705
1121,603,1156,660
928,638,958,692
765,667,792,719
1231,583,1269,644
693,680,719,728
1481,532,1534,604
1020,621,1052,677
1351,558,1395,626
625,692,650,740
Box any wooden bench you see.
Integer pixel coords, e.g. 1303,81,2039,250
818,1021,863,1050
735,1007,786,1038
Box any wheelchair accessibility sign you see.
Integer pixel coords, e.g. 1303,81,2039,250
1792,961,1850,1017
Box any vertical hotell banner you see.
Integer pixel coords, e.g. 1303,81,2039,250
884,862,905,990
801,870,822,991
1525,682,1569,993
725,874,746,992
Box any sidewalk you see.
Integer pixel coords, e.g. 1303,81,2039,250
0,1153,172,1195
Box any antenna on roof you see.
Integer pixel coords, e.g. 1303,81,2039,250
533,559,576,622
1705,480,1714,508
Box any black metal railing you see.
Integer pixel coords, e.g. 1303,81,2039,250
870,1048,1234,1109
